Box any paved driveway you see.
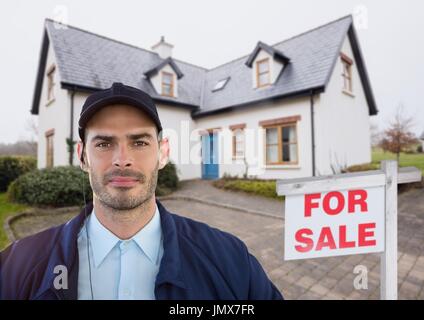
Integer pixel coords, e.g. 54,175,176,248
161,179,424,300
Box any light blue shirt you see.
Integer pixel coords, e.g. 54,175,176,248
77,204,164,300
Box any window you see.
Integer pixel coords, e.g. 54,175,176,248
45,129,54,168
46,64,56,102
212,77,230,92
232,129,244,158
341,53,353,93
264,124,298,164
256,58,270,87
161,71,174,97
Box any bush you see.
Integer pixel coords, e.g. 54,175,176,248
213,178,280,199
156,161,179,196
418,145,423,153
7,161,179,206
0,156,36,192
7,166,92,207
343,163,379,173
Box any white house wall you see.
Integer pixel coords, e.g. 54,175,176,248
36,42,71,169
156,104,200,180
194,97,313,180
314,35,372,175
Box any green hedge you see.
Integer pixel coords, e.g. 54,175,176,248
7,166,92,207
156,161,179,196
0,156,36,192
7,161,179,207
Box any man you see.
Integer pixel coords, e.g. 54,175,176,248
0,83,283,300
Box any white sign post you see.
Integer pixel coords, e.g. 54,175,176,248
276,161,422,300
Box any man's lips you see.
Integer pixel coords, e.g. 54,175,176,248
108,176,139,187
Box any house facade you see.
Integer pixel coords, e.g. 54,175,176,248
31,15,378,181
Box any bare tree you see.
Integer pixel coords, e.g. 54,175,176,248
379,104,419,162
24,117,38,155
370,121,382,148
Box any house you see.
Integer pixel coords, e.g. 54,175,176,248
31,15,378,181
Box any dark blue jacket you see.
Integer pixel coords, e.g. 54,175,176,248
0,199,283,300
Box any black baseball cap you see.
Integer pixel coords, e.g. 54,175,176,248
78,82,162,142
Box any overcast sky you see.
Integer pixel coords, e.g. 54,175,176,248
0,0,423,143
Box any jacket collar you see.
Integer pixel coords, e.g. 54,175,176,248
34,198,186,299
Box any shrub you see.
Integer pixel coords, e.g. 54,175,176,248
7,166,92,207
0,156,36,192
7,161,180,206
214,178,280,199
343,163,379,173
156,161,179,196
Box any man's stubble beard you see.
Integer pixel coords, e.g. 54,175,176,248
89,161,159,211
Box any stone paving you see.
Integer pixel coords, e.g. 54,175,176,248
162,179,424,300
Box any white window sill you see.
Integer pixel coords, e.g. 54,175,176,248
263,164,301,170
254,84,272,90
45,98,55,107
342,90,355,98
232,156,246,161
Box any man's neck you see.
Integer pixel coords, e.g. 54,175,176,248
92,196,157,240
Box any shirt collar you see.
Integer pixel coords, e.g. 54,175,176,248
87,203,162,268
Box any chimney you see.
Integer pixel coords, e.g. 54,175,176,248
151,36,173,59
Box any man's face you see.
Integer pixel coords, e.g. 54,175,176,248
77,104,168,211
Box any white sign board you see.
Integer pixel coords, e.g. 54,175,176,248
284,187,385,260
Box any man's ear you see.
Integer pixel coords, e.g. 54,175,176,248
158,137,170,170
77,141,89,172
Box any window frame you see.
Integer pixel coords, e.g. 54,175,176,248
46,64,56,104
340,53,353,94
263,123,299,165
45,129,54,168
256,57,271,88
232,129,245,159
161,71,174,97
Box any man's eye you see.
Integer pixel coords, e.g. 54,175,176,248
96,142,111,148
135,140,148,146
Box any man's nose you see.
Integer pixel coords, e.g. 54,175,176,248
113,144,134,168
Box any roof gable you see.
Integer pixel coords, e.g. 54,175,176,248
245,41,290,67
144,57,184,79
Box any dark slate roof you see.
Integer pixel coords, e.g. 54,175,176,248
245,41,290,67
144,57,184,79
420,131,424,140
31,15,378,117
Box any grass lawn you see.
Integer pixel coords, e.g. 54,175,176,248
0,193,28,250
371,148,424,175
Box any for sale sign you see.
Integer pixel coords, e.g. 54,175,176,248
284,187,385,260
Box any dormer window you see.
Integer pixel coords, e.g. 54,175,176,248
256,58,270,88
144,57,183,98
245,42,290,89
161,71,174,97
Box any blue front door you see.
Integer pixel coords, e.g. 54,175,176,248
201,132,219,179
